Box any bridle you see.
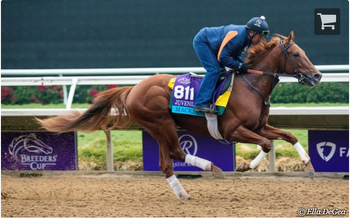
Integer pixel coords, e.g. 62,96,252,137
240,37,321,122
246,39,309,85
241,39,311,122
277,40,307,85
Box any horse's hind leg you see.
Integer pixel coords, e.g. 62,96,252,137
145,118,224,179
225,125,272,172
153,123,225,176
145,127,190,200
171,134,225,178
235,149,268,172
161,140,190,200
184,154,225,179
146,121,224,199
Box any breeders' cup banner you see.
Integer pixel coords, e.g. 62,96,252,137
143,131,235,171
308,130,349,172
1,132,77,170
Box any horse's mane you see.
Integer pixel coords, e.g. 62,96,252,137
245,34,287,67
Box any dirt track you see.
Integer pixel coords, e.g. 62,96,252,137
1,172,349,217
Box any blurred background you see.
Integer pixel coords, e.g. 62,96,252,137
2,0,349,69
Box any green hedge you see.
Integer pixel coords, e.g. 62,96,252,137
271,82,349,103
1,82,348,105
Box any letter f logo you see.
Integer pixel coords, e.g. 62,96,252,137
316,142,336,162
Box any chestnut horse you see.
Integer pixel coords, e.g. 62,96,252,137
37,31,322,200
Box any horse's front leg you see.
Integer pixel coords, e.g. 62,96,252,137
257,124,315,179
225,125,272,172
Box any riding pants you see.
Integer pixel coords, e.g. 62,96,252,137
193,33,222,108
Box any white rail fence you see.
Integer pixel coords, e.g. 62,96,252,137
1,65,349,109
1,65,349,172
2,65,349,76
2,106,348,172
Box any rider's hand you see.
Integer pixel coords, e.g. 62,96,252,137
238,64,249,73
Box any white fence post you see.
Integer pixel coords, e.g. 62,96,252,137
269,140,276,172
104,130,114,172
59,73,68,105
66,78,78,109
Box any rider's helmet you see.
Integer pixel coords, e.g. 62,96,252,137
246,16,270,37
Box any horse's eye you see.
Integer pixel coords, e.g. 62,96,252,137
293,53,300,58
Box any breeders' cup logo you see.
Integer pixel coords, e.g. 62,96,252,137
316,142,336,162
254,19,262,27
179,134,198,156
177,77,191,85
8,133,57,170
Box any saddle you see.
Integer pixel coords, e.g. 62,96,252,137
168,71,235,117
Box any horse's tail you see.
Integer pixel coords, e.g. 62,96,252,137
36,86,133,133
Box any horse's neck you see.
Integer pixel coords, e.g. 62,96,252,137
242,74,273,98
246,48,281,96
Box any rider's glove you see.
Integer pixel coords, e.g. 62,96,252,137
238,63,249,73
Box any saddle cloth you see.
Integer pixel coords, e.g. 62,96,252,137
168,71,234,117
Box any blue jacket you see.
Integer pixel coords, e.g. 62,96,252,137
196,25,250,69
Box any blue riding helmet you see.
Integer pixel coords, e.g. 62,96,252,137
246,16,270,37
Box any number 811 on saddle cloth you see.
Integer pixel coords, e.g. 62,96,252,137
168,72,234,117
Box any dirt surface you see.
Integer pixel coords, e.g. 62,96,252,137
1,171,349,217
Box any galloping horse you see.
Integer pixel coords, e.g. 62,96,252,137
37,31,322,200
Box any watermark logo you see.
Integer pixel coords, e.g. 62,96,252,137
297,207,346,216
314,8,340,35
179,134,198,156
316,141,336,162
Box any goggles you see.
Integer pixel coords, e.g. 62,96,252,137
261,30,270,37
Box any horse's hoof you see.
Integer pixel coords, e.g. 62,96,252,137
305,161,315,180
177,192,190,200
212,164,225,179
307,171,315,180
235,163,250,172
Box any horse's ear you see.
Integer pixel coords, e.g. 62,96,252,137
285,30,295,44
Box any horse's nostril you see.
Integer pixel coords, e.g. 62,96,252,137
314,73,322,80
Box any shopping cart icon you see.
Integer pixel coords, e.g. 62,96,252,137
314,8,340,35
317,13,336,30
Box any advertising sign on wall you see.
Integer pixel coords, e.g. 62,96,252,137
1,132,77,170
308,130,349,172
143,131,235,171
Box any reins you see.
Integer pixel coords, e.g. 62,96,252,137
241,76,270,107
241,74,278,123
247,69,295,77
246,40,300,78
241,39,299,123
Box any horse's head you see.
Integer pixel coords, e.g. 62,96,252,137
279,31,322,86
